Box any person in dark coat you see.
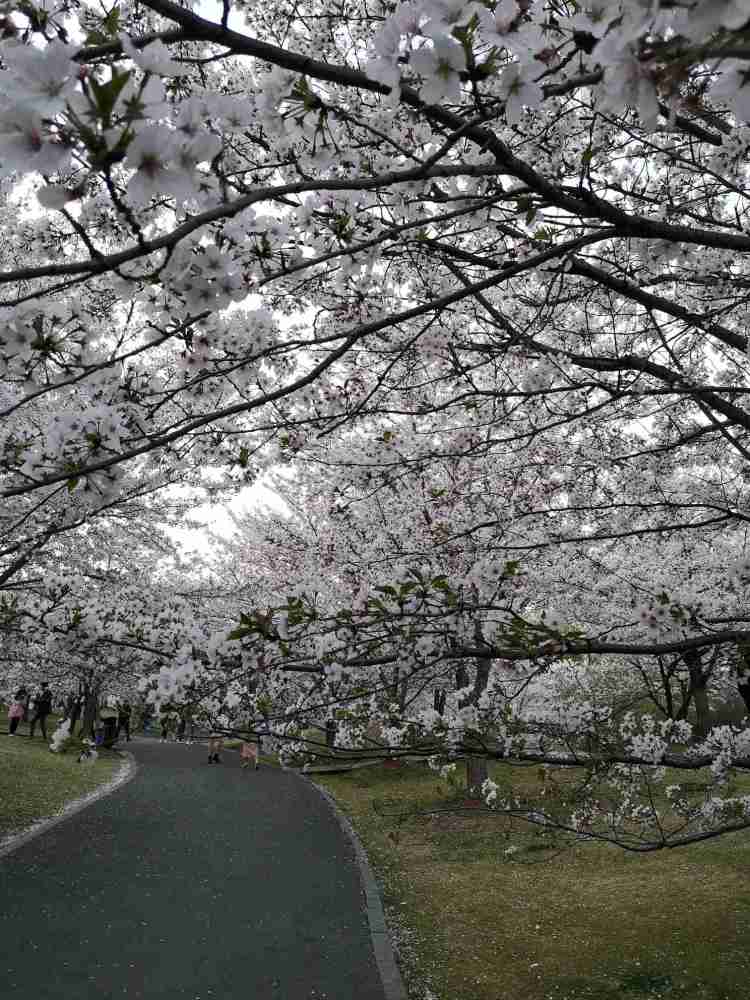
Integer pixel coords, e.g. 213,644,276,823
29,682,53,740
117,701,132,741
99,701,119,746
62,690,83,736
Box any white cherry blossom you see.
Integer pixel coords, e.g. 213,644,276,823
125,125,190,204
410,36,466,104
686,0,750,35
594,32,660,129
120,35,185,77
0,104,69,176
476,0,521,47
496,62,542,124
1,40,78,114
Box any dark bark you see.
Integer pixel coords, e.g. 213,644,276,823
67,701,81,735
466,755,489,797
737,643,750,714
459,653,492,795
398,675,408,712
684,650,709,740
390,665,399,703
80,685,98,739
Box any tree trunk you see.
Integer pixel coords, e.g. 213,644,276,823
737,643,750,715
658,657,674,718
325,718,337,748
390,666,400,703
81,687,98,739
67,701,81,736
458,654,492,797
691,683,710,740
398,675,409,712
684,651,709,740
675,687,694,721
466,756,489,798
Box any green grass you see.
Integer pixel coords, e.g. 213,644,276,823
0,723,121,840
317,761,750,1000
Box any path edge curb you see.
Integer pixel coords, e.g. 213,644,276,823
0,750,138,860
306,777,409,1000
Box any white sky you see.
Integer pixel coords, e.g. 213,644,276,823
168,479,288,556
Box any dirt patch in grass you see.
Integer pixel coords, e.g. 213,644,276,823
0,734,120,840
317,762,750,1000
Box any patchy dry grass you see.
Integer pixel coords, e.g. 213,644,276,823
317,761,750,1000
0,731,120,840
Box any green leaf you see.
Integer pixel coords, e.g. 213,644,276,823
85,29,111,45
102,5,121,37
89,69,132,127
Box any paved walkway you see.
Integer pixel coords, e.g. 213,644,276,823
0,739,387,1000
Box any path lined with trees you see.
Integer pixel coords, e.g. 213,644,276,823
1,741,385,1000
5,0,750,857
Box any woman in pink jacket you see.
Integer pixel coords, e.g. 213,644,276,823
240,739,259,771
8,688,27,735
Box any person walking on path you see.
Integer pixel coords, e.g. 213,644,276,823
99,701,119,747
240,739,259,770
7,688,27,735
207,730,224,764
29,682,52,740
141,705,154,735
116,701,132,741
61,690,83,736
159,706,177,742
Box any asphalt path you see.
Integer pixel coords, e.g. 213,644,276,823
0,738,386,1000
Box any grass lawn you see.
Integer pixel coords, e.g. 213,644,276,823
317,761,750,1000
0,719,121,840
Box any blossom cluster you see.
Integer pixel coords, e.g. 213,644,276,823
369,1,750,129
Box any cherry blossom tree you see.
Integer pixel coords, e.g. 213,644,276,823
215,439,750,844
4,0,750,845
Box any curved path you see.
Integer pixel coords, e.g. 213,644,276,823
0,739,387,1000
